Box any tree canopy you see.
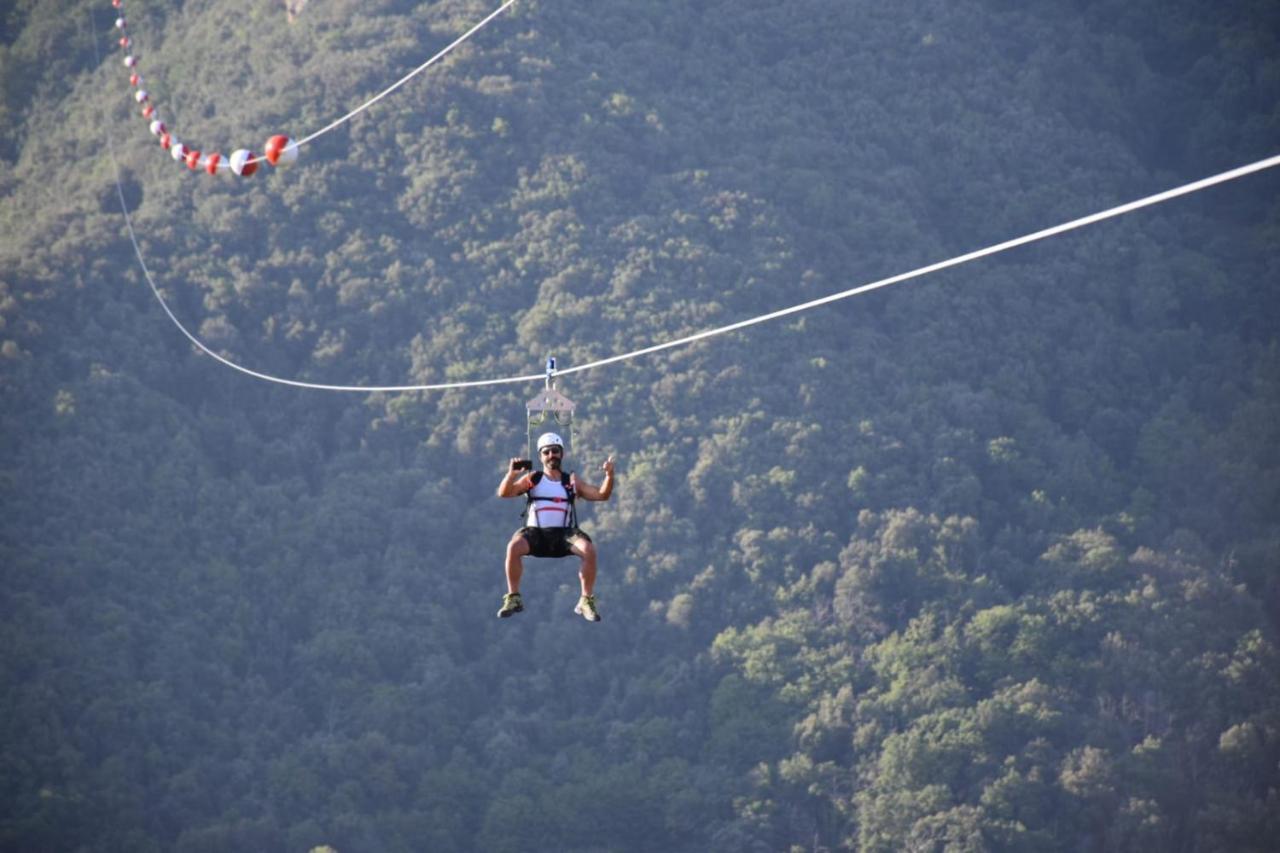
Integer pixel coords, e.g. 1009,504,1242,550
1,0,1278,850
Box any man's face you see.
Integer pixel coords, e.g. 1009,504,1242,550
540,445,563,471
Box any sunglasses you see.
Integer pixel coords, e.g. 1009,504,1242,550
540,447,562,456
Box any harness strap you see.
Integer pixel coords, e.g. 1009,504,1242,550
523,471,577,527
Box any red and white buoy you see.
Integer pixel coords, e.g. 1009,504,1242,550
123,55,138,68
170,142,189,162
115,17,127,30
264,134,299,167
229,149,259,177
185,149,202,170
149,120,166,137
160,132,173,150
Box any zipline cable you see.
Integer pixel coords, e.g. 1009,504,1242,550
554,153,1280,380
116,146,1280,392
95,13,1280,393
295,0,520,150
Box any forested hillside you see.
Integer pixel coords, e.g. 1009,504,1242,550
2,0,1279,850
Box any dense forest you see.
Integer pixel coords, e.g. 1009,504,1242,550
2,0,1279,850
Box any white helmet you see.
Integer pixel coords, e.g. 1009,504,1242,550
536,432,564,452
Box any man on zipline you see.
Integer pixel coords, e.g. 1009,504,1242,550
496,432,615,621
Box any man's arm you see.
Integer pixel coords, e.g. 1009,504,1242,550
573,455,615,501
497,458,533,498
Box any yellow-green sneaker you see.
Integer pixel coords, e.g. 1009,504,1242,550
497,592,523,618
574,594,602,622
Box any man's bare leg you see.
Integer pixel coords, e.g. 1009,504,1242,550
505,534,530,594
570,538,601,621
498,535,530,617
571,538,597,596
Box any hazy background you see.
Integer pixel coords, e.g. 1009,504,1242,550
2,0,1278,850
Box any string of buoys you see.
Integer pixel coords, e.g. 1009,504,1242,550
111,0,297,176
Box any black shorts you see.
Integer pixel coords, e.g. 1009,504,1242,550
518,526,591,559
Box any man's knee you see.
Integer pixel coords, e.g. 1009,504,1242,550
575,539,597,560
507,534,530,557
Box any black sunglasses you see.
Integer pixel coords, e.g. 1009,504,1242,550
540,447,562,456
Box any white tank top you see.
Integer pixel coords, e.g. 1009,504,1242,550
526,474,573,528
